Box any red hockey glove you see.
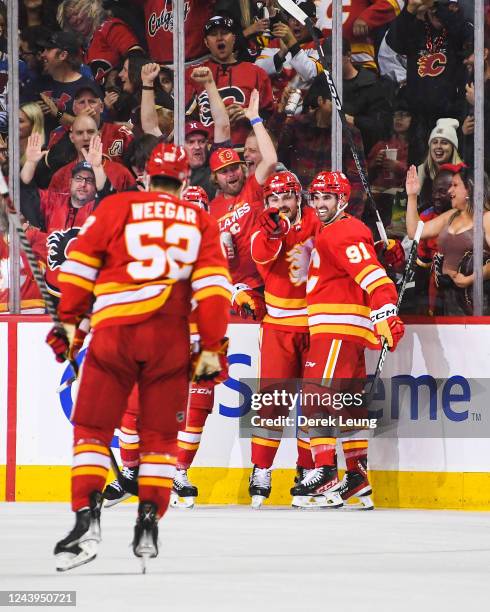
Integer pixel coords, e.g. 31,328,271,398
192,337,229,384
258,207,290,238
231,284,267,321
69,317,91,360
375,239,406,274
371,304,405,351
46,324,75,363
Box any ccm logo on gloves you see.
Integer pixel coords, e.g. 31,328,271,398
370,306,397,323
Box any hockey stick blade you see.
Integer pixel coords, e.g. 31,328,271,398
277,0,308,24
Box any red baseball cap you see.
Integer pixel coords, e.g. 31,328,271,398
185,121,210,139
209,147,241,172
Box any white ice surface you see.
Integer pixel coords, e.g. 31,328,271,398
0,503,489,612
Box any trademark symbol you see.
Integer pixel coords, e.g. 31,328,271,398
471,412,482,422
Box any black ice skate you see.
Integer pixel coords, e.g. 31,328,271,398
103,466,138,508
133,501,159,573
339,458,374,510
291,466,334,509
249,466,271,509
290,466,343,508
54,491,102,572
170,469,198,509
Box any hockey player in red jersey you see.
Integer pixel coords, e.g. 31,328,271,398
290,171,404,508
248,170,320,508
46,143,231,571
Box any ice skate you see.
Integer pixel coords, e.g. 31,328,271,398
170,469,198,509
103,466,138,507
133,501,159,573
291,467,331,509
54,491,102,572
339,458,374,510
290,466,343,508
249,466,271,509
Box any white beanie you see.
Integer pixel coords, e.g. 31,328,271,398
429,118,460,150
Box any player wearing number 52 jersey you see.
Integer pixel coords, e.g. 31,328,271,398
49,143,230,572
291,171,404,509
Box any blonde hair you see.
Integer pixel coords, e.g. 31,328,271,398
57,0,106,39
20,103,45,166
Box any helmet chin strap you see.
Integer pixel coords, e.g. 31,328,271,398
323,195,348,225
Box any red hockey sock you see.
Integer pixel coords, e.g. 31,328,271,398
119,386,140,467
251,436,281,468
72,425,113,512
296,437,315,469
176,382,214,470
342,439,368,472
310,437,336,467
138,431,178,518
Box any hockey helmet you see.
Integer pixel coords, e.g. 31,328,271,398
263,171,302,200
182,185,209,210
309,171,351,221
146,143,189,184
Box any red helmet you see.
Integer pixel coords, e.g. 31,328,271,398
309,171,351,200
182,185,209,210
146,143,189,183
263,171,302,200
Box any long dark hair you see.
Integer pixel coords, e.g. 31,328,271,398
457,167,490,214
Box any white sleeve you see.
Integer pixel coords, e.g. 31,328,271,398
289,48,322,83
378,34,407,85
255,48,281,76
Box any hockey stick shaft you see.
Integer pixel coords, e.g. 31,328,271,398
277,0,389,245
0,171,79,376
366,220,424,405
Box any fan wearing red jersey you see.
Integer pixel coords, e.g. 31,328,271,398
248,171,320,508
46,143,230,571
290,171,404,509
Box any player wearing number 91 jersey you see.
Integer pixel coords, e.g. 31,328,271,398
51,143,231,571
290,171,404,509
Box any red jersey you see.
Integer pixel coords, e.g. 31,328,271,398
317,0,401,70
48,123,134,164
209,174,264,289
136,0,214,64
417,207,439,265
186,59,275,147
0,228,47,313
87,18,141,83
58,190,231,349
251,206,320,332
307,214,397,348
49,157,135,194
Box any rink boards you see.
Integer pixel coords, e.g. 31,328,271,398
1,316,490,509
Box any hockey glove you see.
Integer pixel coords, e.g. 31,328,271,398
371,304,404,351
192,337,229,384
46,323,76,363
374,239,406,274
231,283,267,321
69,317,91,360
258,207,290,238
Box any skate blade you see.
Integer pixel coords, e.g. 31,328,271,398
103,492,133,508
343,495,375,511
170,491,195,509
251,495,267,509
55,542,98,572
291,495,331,509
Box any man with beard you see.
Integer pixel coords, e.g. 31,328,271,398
20,132,109,298
209,89,277,299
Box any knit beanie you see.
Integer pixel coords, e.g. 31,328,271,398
428,118,459,150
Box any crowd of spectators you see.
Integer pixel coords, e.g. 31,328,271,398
1,0,489,316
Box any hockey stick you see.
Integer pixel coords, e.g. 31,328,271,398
277,0,389,246
365,220,425,406
0,171,79,378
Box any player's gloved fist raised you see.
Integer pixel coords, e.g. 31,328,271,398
192,338,229,384
371,304,404,351
375,239,406,274
231,283,267,321
258,207,290,238
46,323,76,363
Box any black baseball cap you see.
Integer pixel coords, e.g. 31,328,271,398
204,16,234,35
74,82,104,101
39,31,82,55
72,161,95,177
